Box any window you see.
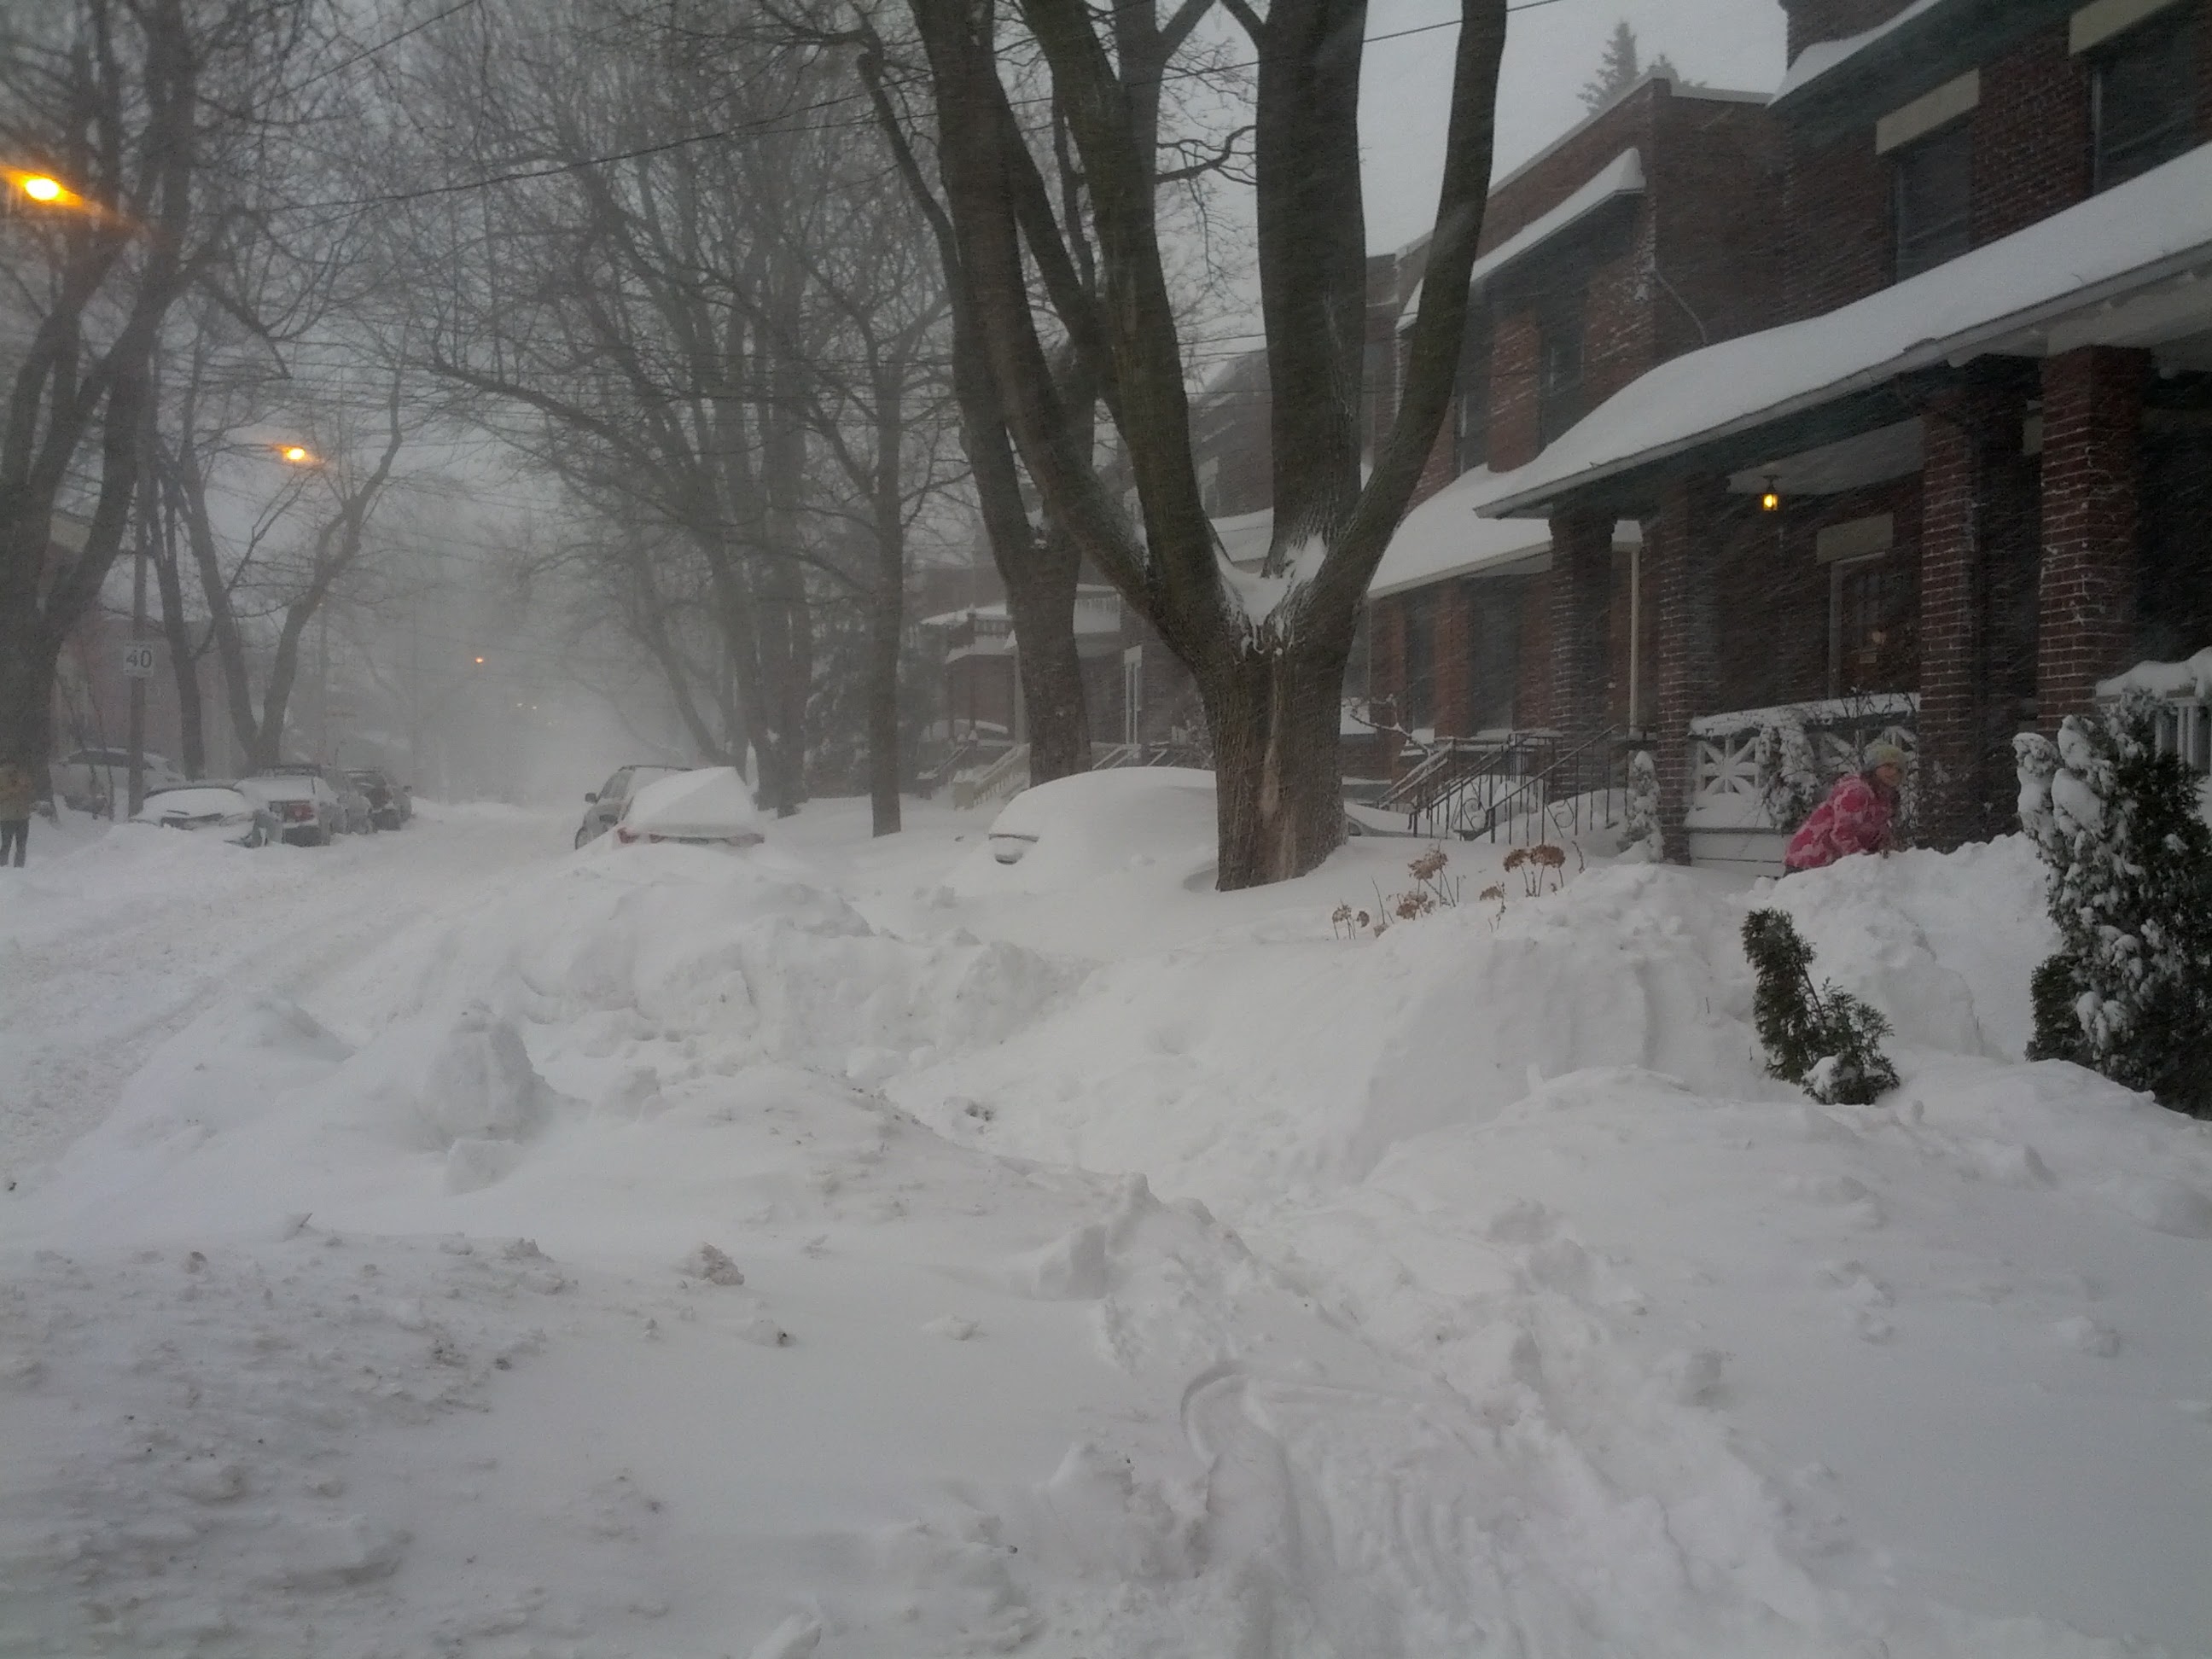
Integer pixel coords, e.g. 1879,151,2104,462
1464,579,1523,731
1537,289,1587,447
1894,122,1973,280
1831,556,1919,696
1401,591,1436,730
2093,9,2203,192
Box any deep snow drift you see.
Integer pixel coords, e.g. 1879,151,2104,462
2,782,2208,1656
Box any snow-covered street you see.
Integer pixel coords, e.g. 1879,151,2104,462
2,794,2209,1657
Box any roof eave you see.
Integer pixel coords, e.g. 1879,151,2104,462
1478,236,2212,520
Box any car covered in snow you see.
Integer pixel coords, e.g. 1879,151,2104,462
50,747,187,813
575,762,686,847
131,783,276,847
964,767,1219,893
611,765,764,848
241,766,346,846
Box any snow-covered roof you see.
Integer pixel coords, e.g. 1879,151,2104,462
1473,143,2212,518
1773,0,1951,102
1367,469,1639,599
1400,149,1645,332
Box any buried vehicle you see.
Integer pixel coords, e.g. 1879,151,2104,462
131,783,275,847
346,768,412,830
612,765,763,847
576,763,685,847
241,769,345,845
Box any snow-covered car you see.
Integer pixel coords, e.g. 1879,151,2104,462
131,783,275,847
241,767,344,846
50,747,187,813
346,768,411,830
611,765,764,847
970,767,1218,888
576,762,685,847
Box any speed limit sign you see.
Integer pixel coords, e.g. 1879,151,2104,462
120,642,156,679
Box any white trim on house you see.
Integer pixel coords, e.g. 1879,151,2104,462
1875,69,1981,154
1775,0,1953,102
1397,149,1646,333
2071,0,2190,53
1814,515,1897,563
1468,143,2212,520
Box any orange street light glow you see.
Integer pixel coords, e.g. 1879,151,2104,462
22,176,62,202
474,656,486,665
281,445,313,463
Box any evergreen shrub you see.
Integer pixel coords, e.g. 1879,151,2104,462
2015,693,2212,1117
1742,908,1900,1106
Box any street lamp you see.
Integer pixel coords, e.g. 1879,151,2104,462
6,168,86,212
279,443,317,465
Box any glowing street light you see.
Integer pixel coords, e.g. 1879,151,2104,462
280,443,317,464
7,168,84,210
474,655,486,666
21,176,61,202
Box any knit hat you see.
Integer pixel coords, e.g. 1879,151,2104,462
1862,740,1908,772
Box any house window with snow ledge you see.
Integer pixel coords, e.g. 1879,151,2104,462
1894,122,1972,281
1454,314,1493,474
2091,7,2203,193
1536,285,1588,448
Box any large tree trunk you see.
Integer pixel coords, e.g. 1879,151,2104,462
853,41,1091,783
1005,529,1090,776
1203,635,1353,890
867,385,908,837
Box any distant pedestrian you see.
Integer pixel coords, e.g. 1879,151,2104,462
0,759,35,868
1782,742,1907,875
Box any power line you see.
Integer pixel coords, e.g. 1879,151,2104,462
257,0,1583,214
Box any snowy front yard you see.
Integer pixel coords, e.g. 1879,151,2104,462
2,789,2208,1657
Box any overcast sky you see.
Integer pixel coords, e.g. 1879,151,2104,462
1359,0,1790,248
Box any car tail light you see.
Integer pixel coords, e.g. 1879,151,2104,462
614,825,639,844
283,800,314,822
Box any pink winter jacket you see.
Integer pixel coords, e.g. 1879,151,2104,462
1784,774,1895,871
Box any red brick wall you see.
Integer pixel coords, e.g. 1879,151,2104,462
1516,573,1556,731
1547,511,1614,738
1650,477,1730,861
2039,345,2151,725
1783,128,1892,318
1487,311,1545,472
1972,24,2091,245
1650,96,1788,353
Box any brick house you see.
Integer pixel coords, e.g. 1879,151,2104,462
1359,72,1783,792
1458,0,2212,868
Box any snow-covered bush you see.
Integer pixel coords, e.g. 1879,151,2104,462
2015,694,2212,1117
1623,748,1662,858
1755,713,1823,829
1742,908,1900,1106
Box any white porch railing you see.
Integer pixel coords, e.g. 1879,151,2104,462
1686,694,1918,830
2098,653,2212,776
952,743,1030,810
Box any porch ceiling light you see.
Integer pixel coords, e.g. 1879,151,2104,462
1760,474,1783,513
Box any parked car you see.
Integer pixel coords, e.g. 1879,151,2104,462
612,766,763,848
576,763,686,847
346,768,411,830
50,747,186,814
132,783,275,847
241,766,345,845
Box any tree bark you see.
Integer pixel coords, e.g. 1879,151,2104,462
151,486,206,777
1203,634,1353,891
854,35,1091,782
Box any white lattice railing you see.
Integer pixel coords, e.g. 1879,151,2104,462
952,743,1030,811
2145,697,2212,775
2098,651,2212,774
1686,694,1918,830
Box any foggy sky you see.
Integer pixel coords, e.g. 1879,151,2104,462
1360,0,1790,250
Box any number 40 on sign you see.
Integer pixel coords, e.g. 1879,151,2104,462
120,642,156,679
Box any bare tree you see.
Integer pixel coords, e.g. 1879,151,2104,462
899,0,1505,886
0,0,267,771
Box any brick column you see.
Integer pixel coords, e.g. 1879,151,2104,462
1547,509,1614,743
1650,476,1724,864
1433,584,1471,736
2038,346,2149,726
1918,375,2029,849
